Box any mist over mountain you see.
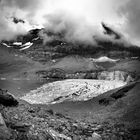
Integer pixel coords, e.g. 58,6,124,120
0,0,140,46
1,25,140,63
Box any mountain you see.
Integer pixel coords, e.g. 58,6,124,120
1,23,140,64
101,22,121,39
0,24,140,139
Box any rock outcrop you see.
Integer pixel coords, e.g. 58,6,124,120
37,69,135,83
67,71,135,83
0,89,18,107
96,71,135,83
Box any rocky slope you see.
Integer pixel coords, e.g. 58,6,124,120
0,82,140,140
36,69,136,83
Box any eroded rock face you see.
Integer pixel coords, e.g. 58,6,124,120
21,79,126,104
36,69,135,83
67,71,135,83
97,71,135,83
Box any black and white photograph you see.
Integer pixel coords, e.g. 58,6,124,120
0,0,140,139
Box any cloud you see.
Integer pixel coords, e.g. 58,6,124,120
40,12,99,45
38,0,128,45
0,0,140,46
0,10,27,41
120,0,140,45
0,0,42,41
0,0,40,11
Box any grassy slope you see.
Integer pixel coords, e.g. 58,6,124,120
110,59,140,74
50,55,100,73
0,45,43,78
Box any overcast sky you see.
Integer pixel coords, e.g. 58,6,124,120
0,0,140,46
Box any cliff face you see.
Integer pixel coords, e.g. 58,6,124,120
96,71,135,83
37,70,136,83
66,70,135,83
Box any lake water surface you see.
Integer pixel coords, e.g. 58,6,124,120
0,79,54,97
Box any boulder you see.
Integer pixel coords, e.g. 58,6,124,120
46,129,72,140
10,122,31,133
91,132,102,140
0,89,18,107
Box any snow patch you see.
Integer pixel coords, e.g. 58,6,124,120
32,37,39,41
0,78,6,80
92,56,119,62
2,43,12,48
21,79,126,104
13,42,22,46
20,42,33,51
